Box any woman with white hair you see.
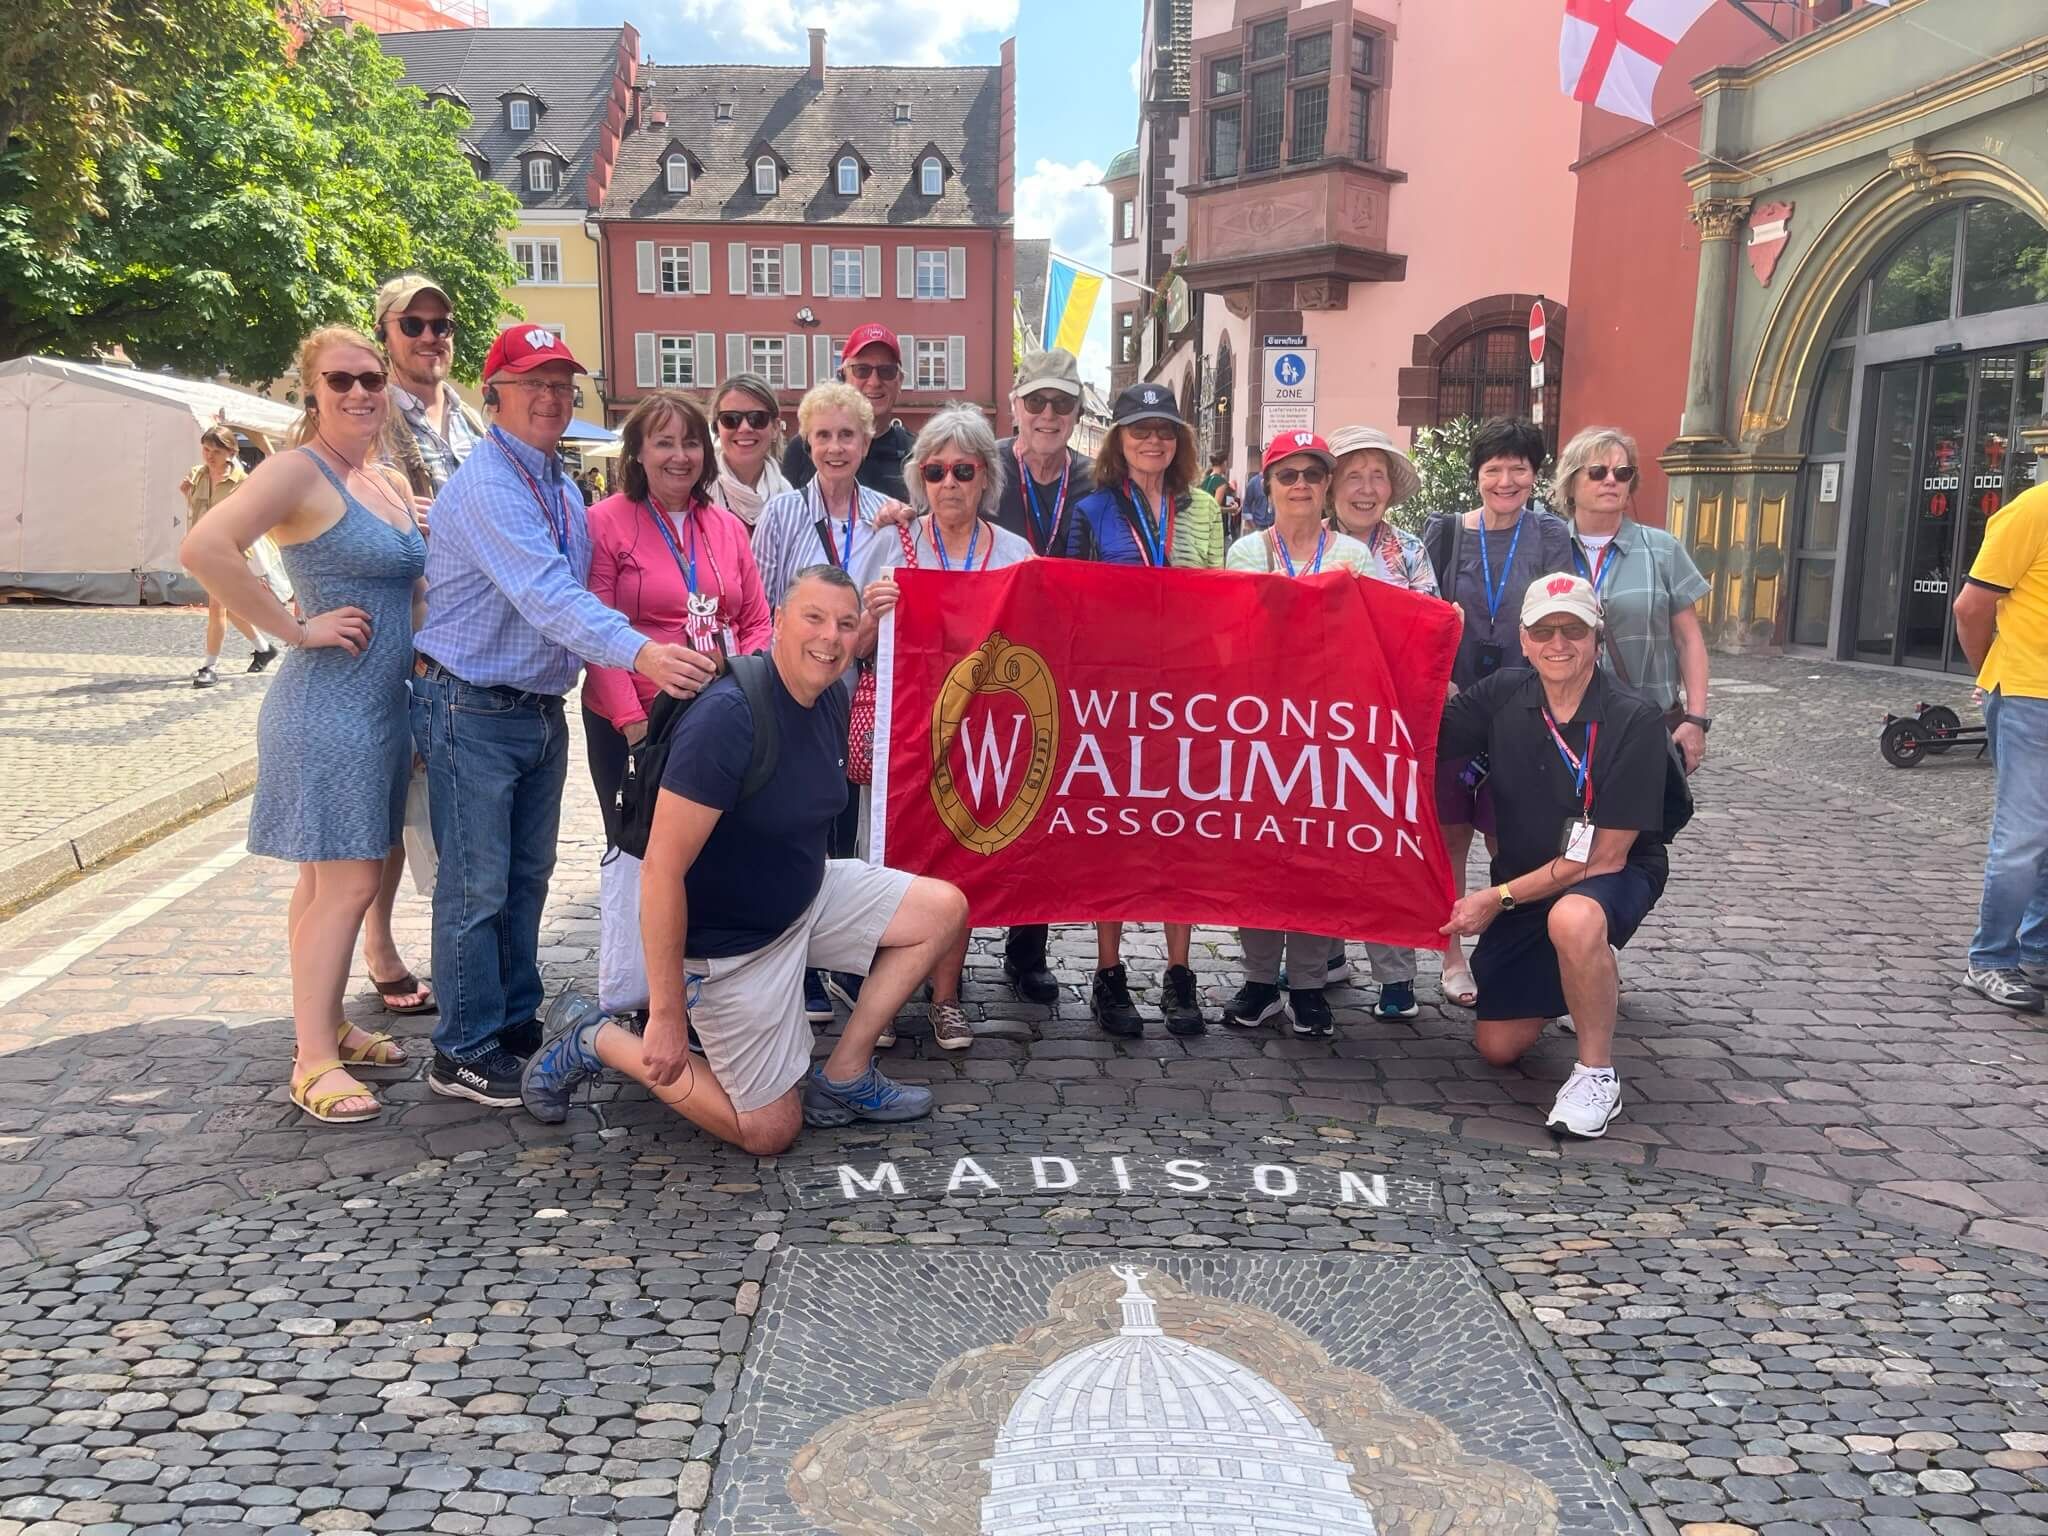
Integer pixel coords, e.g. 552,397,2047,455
1554,426,1712,773
857,405,1032,1051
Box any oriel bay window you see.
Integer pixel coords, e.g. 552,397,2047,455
1203,20,1384,179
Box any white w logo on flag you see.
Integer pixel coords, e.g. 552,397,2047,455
958,712,1030,810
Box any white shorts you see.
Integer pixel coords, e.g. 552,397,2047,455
686,859,913,1114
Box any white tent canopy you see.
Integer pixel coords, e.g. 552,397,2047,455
0,356,302,604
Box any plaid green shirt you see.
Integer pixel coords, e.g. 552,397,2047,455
1572,517,1709,710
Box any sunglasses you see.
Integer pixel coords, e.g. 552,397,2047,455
1270,465,1329,487
846,362,901,383
321,370,388,395
1123,421,1179,442
920,462,979,484
1020,391,1077,416
395,316,453,338
1526,621,1594,642
717,409,774,431
1584,464,1638,484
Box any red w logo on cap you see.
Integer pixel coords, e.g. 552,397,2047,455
1546,576,1576,596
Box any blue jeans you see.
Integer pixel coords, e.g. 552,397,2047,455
410,668,568,1061
1970,689,2048,973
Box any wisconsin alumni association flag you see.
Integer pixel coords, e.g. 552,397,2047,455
871,562,1462,947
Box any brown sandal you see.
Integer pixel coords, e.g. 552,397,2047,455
291,1061,381,1124
370,971,437,1015
337,1023,409,1070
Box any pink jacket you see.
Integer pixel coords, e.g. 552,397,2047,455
584,492,773,728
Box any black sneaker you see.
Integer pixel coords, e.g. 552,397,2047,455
1222,981,1285,1030
1004,956,1060,1005
1091,964,1144,1038
1161,964,1206,1036
192,664,219,689
803,970,834,1023
1290,989,1334,1037
247,646,279,674
502,1018,542,1059
428,1047,525,1107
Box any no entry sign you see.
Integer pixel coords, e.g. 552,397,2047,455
1528,300,1547,365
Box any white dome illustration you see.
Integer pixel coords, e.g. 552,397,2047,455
979,1266,1379,1535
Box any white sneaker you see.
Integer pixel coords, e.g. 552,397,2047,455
1546,1066,1622,1138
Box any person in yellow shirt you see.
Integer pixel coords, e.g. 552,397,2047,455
1953,480,2048,1012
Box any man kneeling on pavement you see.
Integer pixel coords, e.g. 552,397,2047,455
522,565,967,1152
1437,572,1674,1139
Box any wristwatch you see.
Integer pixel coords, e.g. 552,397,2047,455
1682,713,1713,733
1496,884,1517,911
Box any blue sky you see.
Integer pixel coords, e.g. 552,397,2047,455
490,0,1141,380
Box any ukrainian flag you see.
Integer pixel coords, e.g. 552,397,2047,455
1041,256,1104,359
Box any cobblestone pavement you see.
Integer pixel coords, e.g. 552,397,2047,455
0,606,271,865
2,648,2044,1536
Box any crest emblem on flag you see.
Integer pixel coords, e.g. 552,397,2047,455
927,633,1060,857
1747,201,1794,286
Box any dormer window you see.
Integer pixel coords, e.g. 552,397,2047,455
508,97,532,130
754,155,778,195
920,156,942,196
527,158,556,192
837,155,859,195
893,101,911,123
715,101,733,121
666,155,690,193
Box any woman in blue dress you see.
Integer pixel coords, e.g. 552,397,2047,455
180,326,428,1125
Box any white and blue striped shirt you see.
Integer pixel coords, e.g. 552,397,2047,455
750,478,893,609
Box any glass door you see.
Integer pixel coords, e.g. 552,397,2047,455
1948,351,2021,671
1853,364,1923,661
1898,357,1971,668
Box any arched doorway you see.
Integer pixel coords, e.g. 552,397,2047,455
1788,199,2048,669
1403,294,1566,457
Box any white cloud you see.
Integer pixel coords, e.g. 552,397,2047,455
671,0,1019,65
1016,157,1115,390
484,0,571,24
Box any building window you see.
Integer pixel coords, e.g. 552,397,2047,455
1290,83,1328,164
830,247,863,298
1248,18,1286,60
921,157,942,196
749,245,783,296
1246,68,1284,173
1351,29,1376,74
1208,105,1242,179
837,156,859,195
1117,308,1137,365
715,101,732,121
915,249,948,300
1349,31,1380,161
665,156,689,194
750,335,786,386
525,158,557,193
754,156,778,196
1436,327,1560,452
508,97,531,130
658,245,690,294
829,336,847,374
914,337,948,390
1290,30,1331,77
510,238,561,284
1210,54,1241,95
894,101,911,122
658,336,696,387
1119,198,1136,242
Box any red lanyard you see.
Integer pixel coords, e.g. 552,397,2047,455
1540,710,1598,816
1123,481,1176,567
492,430,569,554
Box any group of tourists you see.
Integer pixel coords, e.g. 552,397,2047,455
179,267,1724,1151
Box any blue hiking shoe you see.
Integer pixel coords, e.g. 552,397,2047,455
521,991,609,1124
802,1063,934,1128
803,969,834,1023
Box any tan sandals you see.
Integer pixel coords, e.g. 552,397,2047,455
291,1060,381,1124
337,1023,409,1069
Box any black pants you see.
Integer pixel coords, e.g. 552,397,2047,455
584,705,628,849
1005,924,1049,970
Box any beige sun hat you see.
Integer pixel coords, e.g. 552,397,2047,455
1325,425,1421,506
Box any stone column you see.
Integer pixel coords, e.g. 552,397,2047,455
1678,197,1753,442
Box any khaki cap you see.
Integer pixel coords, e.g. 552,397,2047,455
1017,347,1082,397
373,273,451,328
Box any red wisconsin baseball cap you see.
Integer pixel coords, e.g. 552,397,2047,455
484,324,585,379
842,323,901,363
1261,428,1335,473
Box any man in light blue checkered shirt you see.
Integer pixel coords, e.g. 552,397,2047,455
411,325,715,1108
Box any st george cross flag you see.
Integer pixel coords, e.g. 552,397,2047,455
871,561,1461,946
1560,0,1714,124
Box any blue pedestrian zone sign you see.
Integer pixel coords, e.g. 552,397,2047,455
1273,353,1307,387
1262,346,1316,405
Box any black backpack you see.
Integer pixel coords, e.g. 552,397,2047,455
613,652,779,860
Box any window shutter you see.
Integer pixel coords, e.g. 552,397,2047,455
694,332,716,384
726,333,746,378
728,243,746,296
947,335,965,392
811,245,829,297
781,243,802,297
636,241,656,294
948,246,966,300
863,245,882,299
896,246,914,300
786,334,807,389
813,334,833,384
691,241,711,295
635,332,656,389
898,334,918,390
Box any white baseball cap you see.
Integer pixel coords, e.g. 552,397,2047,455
1520,572,1603,630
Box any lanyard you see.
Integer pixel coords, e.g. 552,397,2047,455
1574,537,1618,595
1540,709,1598,816
491,428,569,555
1124,481,1175,567
1476,512,1526,623
812,479,861,571
925,517,990,571
645,497,725,602
1016,444,1069,555
1268,528,1327,576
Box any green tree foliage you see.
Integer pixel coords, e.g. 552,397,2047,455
0,20,521,382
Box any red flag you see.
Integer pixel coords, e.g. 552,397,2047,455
872,562,1461,947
